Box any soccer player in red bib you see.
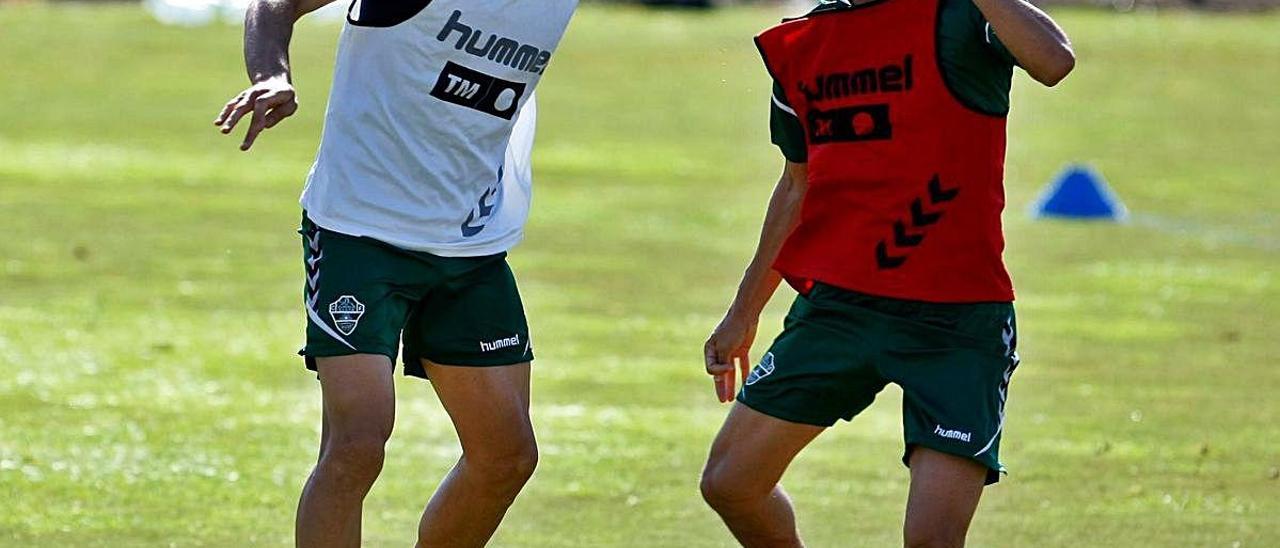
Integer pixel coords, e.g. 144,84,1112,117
700,0,1074,545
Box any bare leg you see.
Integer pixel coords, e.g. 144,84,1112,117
902,447,988,548
416,361,538,548
700,403,825,548
296,355,396,548
310,409,361,547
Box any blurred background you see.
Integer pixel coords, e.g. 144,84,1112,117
1,0,1276,546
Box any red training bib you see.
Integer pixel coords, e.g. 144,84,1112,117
757,0,1014,303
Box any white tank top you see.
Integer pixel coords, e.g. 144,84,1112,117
301,0,578,256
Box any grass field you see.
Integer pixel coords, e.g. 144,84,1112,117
1,2,1277,546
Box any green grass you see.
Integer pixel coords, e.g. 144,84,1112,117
1,3,1277,546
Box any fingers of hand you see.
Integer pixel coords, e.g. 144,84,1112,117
240,101,271,151
220,98,255,134
214,93,244,126
720,371,736,403
263,99,298,129
219,88,271,134
240,92,298,151
706,338,735,402
704,340,725,373
714,372,732,402
707,336,748,405
704,346,734,377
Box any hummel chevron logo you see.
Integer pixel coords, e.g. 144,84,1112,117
462,168,503,238
928,174,959,203
893,220,924,247
876,241,907,269
875,174,960,270
909,199,942,227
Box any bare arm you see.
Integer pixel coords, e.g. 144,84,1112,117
213,0,337,151
704,161,808,402
726,161,808,322
972,0,1075,86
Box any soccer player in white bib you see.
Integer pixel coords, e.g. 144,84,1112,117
214,1,577,546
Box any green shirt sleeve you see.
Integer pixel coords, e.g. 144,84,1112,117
981,17,1019,67
937,0,1017,116
769,80,808,163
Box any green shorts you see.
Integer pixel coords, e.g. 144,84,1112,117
300,215,532,379
738,283,1020,484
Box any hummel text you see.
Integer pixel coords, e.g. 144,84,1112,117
480,334,521,353
934,425,973,443
799,55,914,103
438,11,553,74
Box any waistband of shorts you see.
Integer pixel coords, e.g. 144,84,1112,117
807,282,1012,315
301,211,508,264
802,282,1014,348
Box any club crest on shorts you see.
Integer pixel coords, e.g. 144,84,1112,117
328,296,366,336
745,352,776,386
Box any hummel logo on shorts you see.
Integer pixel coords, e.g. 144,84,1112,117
480,334,521,353
934,425,973,443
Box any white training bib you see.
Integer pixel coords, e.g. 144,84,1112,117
301,0,578,256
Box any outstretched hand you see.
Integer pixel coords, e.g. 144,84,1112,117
214,77,298,151
704,315,758,403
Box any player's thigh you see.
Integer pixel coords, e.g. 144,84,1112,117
903,447,987,545
890,306,1019,484
737,306,887,428
896,348,1009,461
703,403,825,496
301,217,422,366
421,360,534,457
403,256,532,378
315,354,396,445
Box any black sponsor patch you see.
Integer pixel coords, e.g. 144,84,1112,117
429,61,526,120
807,104,892,144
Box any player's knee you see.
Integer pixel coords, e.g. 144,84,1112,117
466,438,539,492
322,433,388,484
699,464,752,511
505,443,540,484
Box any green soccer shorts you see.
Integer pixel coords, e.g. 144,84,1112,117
737,283,1020,484
299,215,532,378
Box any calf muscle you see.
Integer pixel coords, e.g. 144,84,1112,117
296,355,395,548
416,361,537,548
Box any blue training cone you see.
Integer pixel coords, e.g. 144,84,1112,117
1029,164,1128,221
